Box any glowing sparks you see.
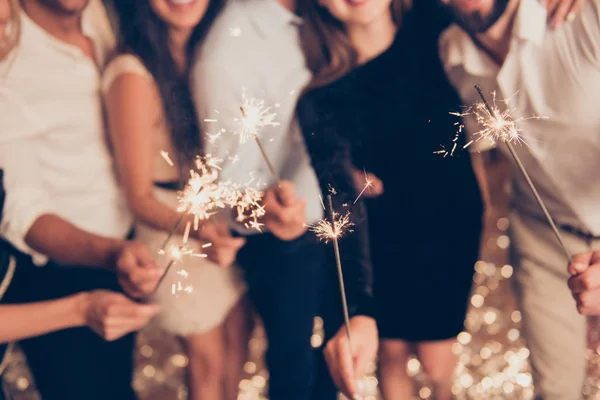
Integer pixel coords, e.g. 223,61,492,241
354,169,373,204
206,129,224,144
160,150,174,167
459,91,546,147
309,211,354,243
236,96,280,143
177,154,265,231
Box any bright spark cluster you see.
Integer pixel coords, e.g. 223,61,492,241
309,211,354,243
177,154,265,231
235,96,280,143
460,92,546,147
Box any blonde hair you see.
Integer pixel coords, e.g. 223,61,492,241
0,0,20,62
299,0,412,89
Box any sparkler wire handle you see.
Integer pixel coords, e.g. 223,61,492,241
240,105,281,186
159,213,186,252
150,259,175,297
474,85,572,263
326,195,354,354
253,134,281,185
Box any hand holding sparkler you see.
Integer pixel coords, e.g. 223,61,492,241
262,180,308,241
324,316,378,400
568,251,600,315
473,86,572,263
116,241,162,299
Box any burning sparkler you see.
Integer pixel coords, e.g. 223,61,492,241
154,154,266,294
237,96,281,185
473,86,571,263
311,195,355,360
354,169,374,204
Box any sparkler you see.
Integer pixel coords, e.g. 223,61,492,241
238,97,281,185
474,85,571,263
311,195,355,358
153,154,266,294
354,169,374,204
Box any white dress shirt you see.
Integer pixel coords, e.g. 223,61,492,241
191,0,323,234
440,0,600,235
0,1,132,265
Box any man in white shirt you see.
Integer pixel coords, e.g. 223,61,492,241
0,1,163,399
439,0,600,398
191,0,377,398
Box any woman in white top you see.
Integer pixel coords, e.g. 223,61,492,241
102,1,251,398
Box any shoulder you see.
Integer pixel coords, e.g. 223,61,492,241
198,2,247,52
194,1,258,70
102,54,154,95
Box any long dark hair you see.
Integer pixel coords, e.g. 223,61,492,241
111,0,223,174
299,0,411,89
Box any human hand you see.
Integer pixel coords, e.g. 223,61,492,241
568,251,600,315
352,169,384,199
116,241,162,299
323,316,378,399
262,180,308,241
78,290,160,341
198,220,246,267
544,0,583,29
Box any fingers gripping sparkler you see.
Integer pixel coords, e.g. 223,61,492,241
311,195,355,360
474,85,572,263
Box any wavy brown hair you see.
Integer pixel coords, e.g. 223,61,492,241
299,0,411,89
0,0,20,62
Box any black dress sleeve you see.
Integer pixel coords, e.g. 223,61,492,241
297,89,377,320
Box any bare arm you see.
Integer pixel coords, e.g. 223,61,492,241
24,215,123,269
0,294,86,343
104,73,190,234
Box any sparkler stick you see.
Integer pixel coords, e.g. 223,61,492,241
325,195,353,354
240,106,281,185
154,259,175,294
474,85,572,263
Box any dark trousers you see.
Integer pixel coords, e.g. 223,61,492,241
237,232,341,400
0,245,136,400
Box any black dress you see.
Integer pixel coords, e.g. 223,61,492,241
298,6,483,341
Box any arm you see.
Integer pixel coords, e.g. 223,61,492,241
298,95,378,398
0,291,159,344
298,95,376,319
0,294,86,343
104,73,190,234
0,122,123,269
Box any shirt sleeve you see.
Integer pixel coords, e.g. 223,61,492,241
297,94,377,320
0,97,53,264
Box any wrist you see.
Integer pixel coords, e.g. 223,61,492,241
70,292,90,328
100,238,125,270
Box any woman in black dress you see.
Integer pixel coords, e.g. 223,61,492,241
297,0,483,398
